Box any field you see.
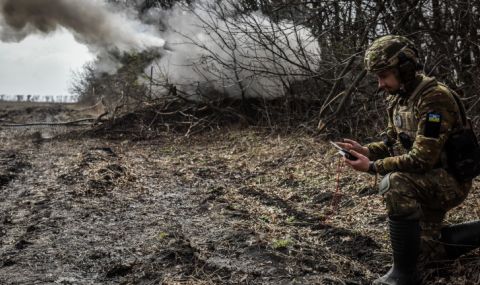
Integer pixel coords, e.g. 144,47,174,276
0,102,478,284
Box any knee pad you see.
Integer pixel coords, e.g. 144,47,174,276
379,173,392,195
380,172,421,220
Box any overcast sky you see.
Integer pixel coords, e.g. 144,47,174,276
0,28,94,96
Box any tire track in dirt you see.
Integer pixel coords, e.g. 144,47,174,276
0,136,241,284
0,138,148,284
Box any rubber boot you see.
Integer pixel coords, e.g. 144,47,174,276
373,218,421,285
440,220,480,259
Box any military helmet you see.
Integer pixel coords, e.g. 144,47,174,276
364,35,418,72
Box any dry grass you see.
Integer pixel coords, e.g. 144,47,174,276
0,103,478,284
118,128,480,284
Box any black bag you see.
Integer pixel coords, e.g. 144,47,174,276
445,121,480,182
445,91,480,182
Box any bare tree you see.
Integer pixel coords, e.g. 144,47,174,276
71,0,480,135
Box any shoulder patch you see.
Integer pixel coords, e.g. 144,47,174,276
428,113,441,123
424,112,442,138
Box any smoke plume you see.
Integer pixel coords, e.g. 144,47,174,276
0,0,320,99
0,0,164,53
148,1,320,99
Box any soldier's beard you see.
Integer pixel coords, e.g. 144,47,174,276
384,79,403,95
377,69,402,95
383,86,400,95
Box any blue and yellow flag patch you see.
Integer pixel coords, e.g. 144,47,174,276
424,112,442,138
428,113,441,123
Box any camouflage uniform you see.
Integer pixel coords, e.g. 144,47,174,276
363,35,480,285
365,74,472,259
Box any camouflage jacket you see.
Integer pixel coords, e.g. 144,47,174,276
365,74,464,175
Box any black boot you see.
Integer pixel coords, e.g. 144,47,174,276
373,218,421,285
440,220,480,259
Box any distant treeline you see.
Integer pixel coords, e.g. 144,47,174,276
0,95,77,103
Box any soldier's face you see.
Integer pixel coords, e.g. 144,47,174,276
376,69,401,94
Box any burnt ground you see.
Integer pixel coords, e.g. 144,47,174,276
0,102,479,285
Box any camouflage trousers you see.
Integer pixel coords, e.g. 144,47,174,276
379,168,472,261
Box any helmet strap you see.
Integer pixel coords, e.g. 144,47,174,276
396,51,419,96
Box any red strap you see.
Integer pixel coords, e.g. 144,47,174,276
324,157,344,223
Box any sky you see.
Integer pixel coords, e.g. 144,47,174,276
0,28,94,96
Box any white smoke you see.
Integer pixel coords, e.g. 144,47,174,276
0,0,165,73
148,0,320,99
0,0,320,99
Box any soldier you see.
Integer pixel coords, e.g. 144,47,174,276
337,35,480,285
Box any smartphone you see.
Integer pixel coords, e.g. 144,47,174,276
330,141,358,161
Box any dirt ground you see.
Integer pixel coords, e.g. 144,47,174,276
0,102,479,285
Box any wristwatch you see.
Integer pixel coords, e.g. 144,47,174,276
368,161,377,175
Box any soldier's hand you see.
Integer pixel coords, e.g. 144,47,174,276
343,150,370,172
336,138,370,157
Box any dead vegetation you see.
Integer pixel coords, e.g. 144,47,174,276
0,103,479,284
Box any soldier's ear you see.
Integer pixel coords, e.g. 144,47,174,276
397,54,417,83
